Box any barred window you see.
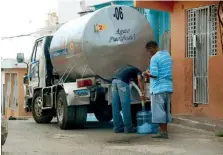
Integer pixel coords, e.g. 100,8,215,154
186,5,217,58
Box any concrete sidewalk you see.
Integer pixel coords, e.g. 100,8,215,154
173,115,223,133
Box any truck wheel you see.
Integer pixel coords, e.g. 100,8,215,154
32,91,53,124
56,90,87,129
74,106,88,128
94,105,112,122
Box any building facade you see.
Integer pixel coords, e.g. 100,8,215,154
1,59,31,119
135,1,223,119
1,68,5,114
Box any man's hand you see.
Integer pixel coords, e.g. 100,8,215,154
143,70,156,79
142,70,150,83
140,92,146,102
142,70,151,77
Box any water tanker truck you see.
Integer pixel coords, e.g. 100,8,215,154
16,5,154,129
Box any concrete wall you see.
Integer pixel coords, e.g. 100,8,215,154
134,1,174,12
135,1,223,119
171,1,223,119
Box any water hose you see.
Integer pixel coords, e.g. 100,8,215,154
130,81,146,112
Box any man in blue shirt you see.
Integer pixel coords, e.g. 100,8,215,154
143,41,173,139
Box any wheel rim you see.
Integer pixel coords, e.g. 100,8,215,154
34,96,42,117
57,97,64,123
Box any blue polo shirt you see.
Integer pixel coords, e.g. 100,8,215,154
149,50,173,94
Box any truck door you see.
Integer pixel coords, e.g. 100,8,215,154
28,39,43,97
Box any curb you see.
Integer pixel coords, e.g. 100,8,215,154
172,117,223,133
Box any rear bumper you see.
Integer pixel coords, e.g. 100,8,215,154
64,82,151,106
62,83,91,106
66,89,91,106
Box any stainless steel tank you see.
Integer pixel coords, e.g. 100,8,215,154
50,5,154,81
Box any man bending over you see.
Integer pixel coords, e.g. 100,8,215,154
112,65,145,133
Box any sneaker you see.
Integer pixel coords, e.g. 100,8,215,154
152,132,168,139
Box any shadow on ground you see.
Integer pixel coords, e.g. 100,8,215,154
42,120,147,144
46,120,113,130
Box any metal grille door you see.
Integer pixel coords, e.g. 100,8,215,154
11,74,18,110
193,7,209,104
5,73,11,108
188,5,217,104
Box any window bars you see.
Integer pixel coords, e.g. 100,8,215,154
186,5,217,58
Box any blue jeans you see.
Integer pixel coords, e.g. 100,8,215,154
111,79,133,132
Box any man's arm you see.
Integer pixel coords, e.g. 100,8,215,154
143,70,157,78
145,57,158,78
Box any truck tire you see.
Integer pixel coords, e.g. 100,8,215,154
94,105,112,122
74,106,88,128
32,91,53,124
56,90,87,129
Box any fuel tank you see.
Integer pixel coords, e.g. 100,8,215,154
49,5,154,81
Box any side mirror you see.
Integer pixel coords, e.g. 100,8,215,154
23,74,28,84
17,53,24,63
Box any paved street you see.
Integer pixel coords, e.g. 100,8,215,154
2,118,223,155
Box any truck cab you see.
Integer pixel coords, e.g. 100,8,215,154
18,36,56,109
28,36,54,93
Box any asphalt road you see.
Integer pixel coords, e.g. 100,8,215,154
2,118,223,155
